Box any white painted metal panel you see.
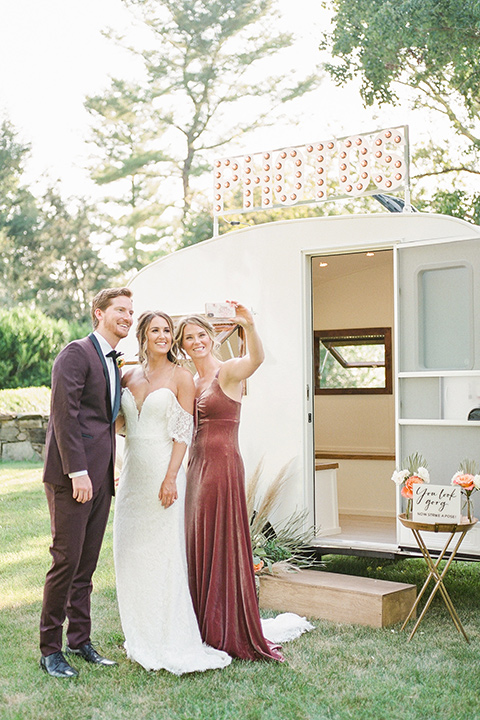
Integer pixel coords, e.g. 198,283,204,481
119,212,480,551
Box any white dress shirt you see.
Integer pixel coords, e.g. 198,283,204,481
93,331,118,411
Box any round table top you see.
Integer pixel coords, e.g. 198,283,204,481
398,513,478,533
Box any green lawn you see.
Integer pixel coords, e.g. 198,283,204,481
1,462,480,720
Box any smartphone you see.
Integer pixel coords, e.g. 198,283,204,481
205,302,236,319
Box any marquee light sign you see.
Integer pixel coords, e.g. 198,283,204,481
212,125,410,222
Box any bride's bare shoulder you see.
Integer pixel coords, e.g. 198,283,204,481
121,365,143,388
174,364,195,386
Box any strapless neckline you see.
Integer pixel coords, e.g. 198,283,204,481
123,385,176,418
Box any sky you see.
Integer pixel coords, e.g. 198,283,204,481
0,0,436,201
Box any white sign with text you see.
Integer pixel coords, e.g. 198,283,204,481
413,484,461,523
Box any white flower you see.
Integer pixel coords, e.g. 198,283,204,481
473,475,480,490
391,469,408,485
416,467,430,483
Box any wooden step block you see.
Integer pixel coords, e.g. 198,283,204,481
259,569,416,628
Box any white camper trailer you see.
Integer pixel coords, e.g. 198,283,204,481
120,210,480,560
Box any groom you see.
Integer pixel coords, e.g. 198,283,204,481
39,287,134,678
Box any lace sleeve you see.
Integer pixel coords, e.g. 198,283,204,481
167,395,194,446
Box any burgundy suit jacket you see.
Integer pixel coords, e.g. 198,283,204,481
43,335,116,495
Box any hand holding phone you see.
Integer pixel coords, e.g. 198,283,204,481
205,302,236,319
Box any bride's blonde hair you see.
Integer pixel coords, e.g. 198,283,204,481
136,311,180,368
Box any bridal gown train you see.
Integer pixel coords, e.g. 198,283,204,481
113,387,231,674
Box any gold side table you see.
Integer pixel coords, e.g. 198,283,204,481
398,514,477,642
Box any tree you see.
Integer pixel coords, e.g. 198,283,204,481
33,189,117,323
322,0,480,143
416,188,480,225
0,119,117,323
85,79,171,272
321,0,480,213
178,206,214,248
0,120,41,307
86,0,320,258
0,119,31,211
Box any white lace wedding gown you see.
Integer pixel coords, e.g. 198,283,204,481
113,387,232,674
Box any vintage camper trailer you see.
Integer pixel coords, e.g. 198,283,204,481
119,210,480,559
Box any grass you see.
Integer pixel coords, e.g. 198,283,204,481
2,463,480,720
0,387,51,414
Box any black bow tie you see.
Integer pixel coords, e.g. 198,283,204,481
107,350,123,360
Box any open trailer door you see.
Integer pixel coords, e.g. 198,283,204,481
395,236,480,556
311,249,397,554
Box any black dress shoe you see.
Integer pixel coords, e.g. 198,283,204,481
40,651,79,678
66,642,117,666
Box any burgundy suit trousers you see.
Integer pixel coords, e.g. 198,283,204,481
39,474,112,656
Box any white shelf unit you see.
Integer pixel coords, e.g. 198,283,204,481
398,371,480,425
399,419,480,426
397,371,480,554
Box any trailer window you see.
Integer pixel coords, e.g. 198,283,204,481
314,328,392,394
418,264,472,369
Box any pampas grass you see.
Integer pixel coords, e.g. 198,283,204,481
247,459,320,574
248,458,293,539
245,457,264,521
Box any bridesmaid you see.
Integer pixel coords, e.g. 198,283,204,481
176,303,283,662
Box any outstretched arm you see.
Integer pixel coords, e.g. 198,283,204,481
219,303,265,392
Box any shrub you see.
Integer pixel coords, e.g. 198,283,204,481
0,307,71,388
0,386,51,414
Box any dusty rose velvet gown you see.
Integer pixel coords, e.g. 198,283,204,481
185,374,283,662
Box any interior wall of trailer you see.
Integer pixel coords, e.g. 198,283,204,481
312,250,396,516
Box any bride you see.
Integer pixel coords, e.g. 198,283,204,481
113,310,231,674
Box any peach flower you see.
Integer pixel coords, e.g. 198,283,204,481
400,475,425,499
451,472,475,492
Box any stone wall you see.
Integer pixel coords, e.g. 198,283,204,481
0,413,48,462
